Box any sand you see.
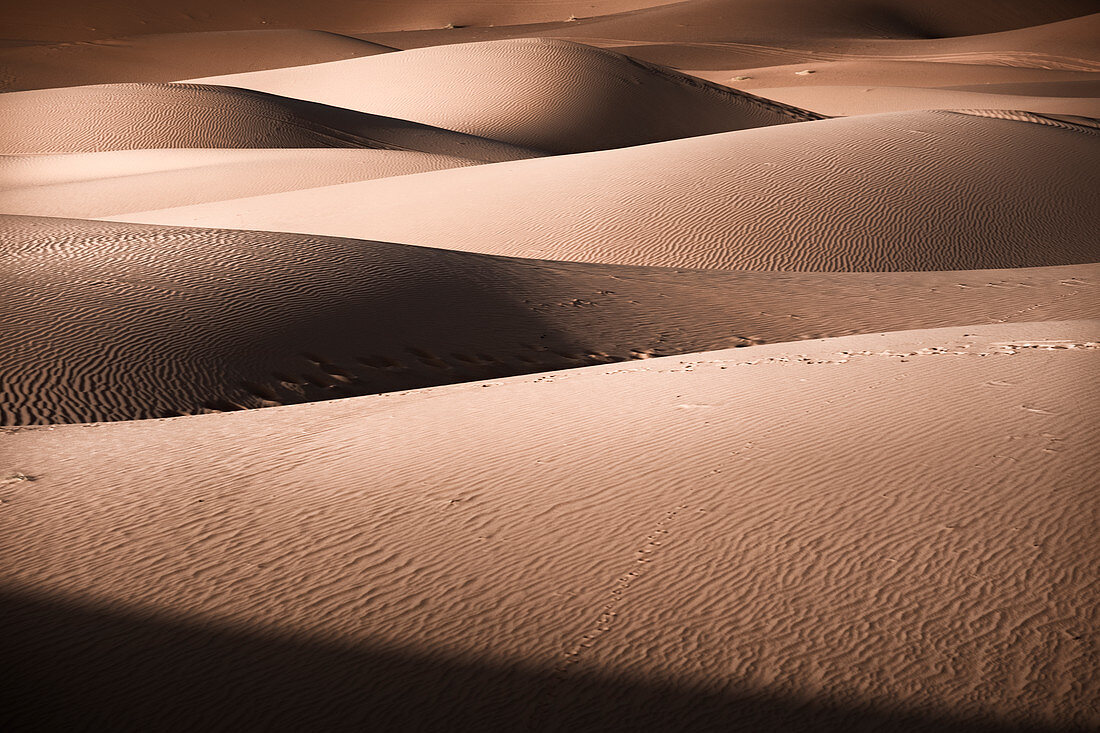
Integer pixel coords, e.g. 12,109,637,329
184,39,822,154
4,322,1098,730
5,215,1098,425
0,82,544,159
106,110,1100,271
2,1,1098,730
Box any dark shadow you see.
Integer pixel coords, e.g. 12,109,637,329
1,589,1083,732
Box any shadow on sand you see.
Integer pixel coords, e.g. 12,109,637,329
1,589,1078,732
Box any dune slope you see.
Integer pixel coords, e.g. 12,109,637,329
4,322,1097,730
0,30,394,92
184,38,822,154
3,215,1097,425
113,109,1100,271
0,149,480,218
0,82,544,159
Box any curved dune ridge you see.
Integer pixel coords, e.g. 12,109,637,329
111,109,1100,272
0,82,545,159
4,322,1098,730
0,149,481,218
183,38,823,154
0,30,395,93
3,215,1098,425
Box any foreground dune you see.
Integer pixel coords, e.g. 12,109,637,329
4,215,1097,425
183,39,823,154
4,322,1097,730
0,83,543,159
112,110,1100,271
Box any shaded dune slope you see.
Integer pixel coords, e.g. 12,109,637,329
0,82,544,159
0,30,394,92
0,149,479,218
3,216,1097,425
184,38,823,154
115,110,1100,271
4,322,1097,730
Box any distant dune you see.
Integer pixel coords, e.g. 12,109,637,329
184,39,822,154
107,110,1100,271
0,82,544,159
0,149,482,218
0,30,393,92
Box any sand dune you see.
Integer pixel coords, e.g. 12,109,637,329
3,0,675,43
112,110,1100,272
5,321,1097,730
183,39,822,154
360,3,1100,72
747,86,1100,117
0,30,393,93
3,215,1096,425
0,149,480,218
0,82,544,159
4,2,1098,730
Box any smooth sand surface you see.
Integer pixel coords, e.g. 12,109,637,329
4,322,1098,730
0,30,394,92
0,149,481,218
3,1,1098,730
744,86,1100,118
183,39,822,154
109,110,1100,271
5,215,1098,424
3,0,674,43
0,83,544,159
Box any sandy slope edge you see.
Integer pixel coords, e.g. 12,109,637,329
3,321,1097,730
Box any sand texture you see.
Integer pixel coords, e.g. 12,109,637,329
2,1,1098,731
108,110,1100,271
4,323,1098,730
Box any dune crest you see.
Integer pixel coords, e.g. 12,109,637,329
183,38,823,154
109,109,1100,272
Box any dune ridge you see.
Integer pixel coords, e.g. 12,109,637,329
183,38,823,154
108,109,1100,272
0,149,481,218
3,215,1097,425
0,82,545,159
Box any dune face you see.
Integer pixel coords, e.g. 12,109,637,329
0,83,544,159
0,30,394,92
0,149,482,218
110,110,1100,271
5,323,1099,730
184,39,823,154
3,1,1098,731
4,215,1098,425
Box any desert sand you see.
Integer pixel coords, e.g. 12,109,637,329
2,1,1098,731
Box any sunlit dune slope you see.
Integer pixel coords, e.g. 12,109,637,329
113,110,1100,271
184,39,822,154
4,321,1097,730
0,149,480,218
